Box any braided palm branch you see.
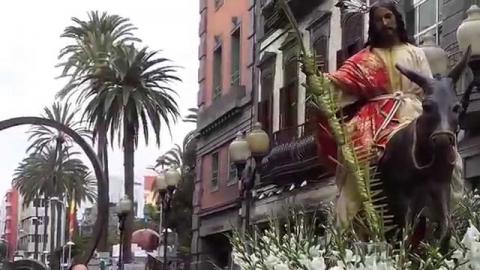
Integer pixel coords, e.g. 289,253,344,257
278,0,382,238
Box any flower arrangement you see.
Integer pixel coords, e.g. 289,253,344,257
230,195,480,270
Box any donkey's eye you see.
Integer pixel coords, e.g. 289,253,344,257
452,103,462,114
422,102,433,112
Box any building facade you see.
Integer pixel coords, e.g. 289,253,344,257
433,0,480,186
144,175,156,206
192,0,480,269
1,189,19,261
17,197,51,261
191,0,256,268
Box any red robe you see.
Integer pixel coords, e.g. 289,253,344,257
316,48,401,167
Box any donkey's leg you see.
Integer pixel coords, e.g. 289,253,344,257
431,180,452,253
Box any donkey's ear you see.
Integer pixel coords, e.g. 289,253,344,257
448,45,472,83
396,63,430,90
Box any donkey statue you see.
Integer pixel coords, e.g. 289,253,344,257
378,47,471,251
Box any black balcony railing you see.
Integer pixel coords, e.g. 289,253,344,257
259,121,333,185
272,122,317,147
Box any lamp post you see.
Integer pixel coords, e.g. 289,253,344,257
229,123,270,235
116,196,132,270
457,4,480,130
43,250,49,265
160,166,181,270
155,170,167,262
66,241,74,269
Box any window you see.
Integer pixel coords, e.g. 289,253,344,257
228,156,238,184
408,0,442,44
214,0,224,10
29,235,41,243
33,198,46,207
211,153,219,190
258,53,276,135
279,40,299,130
231,26,241,86
213,38,223,100
309,14,331,72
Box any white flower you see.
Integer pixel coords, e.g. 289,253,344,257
444,259,455,269
309,245,322,257
462,222,480,247
265,254,281,270
273,263,289,270
345,249,354,262
307,257,326,270
452,249,465,260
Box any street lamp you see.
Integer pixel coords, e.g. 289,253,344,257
229,123,270,234
457,4,480,127
420,34,448,76
43,250,49,265
116,196,132,270
154,171,167,262
66,241,74,269
159,166,181,270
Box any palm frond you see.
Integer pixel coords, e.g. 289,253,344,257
13,146,96,206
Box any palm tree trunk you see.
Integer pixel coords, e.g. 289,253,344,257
50,139,61,265
97,120,110,252
123,117,135,263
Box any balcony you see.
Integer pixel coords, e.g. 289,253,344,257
198,84,250,135
460,91,480,131
259,122,334,185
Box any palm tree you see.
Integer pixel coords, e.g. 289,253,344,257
12,146,96,261
88,45,180,261
25,102,91,258
57,11,140,252
183,107,198,124
59,43,181,261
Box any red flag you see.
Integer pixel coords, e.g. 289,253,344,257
68,191,76,241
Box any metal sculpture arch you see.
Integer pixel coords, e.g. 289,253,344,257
0,117,108,264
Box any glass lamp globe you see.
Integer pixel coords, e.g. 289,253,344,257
246,122,270,156
229,132,251,164
457,5,480,56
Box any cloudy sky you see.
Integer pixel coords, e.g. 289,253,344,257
0,1,199,199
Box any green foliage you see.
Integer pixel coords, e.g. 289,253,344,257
58,11,183,256
26,102,92,153
183,108,198,123
12,146,96,207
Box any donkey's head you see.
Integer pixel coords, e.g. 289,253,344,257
395,47,471,149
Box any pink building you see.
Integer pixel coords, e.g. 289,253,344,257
3,188,19,260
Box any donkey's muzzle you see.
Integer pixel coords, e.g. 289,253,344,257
431,131,455,147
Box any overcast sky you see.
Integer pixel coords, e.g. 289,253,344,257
0,1,199,199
